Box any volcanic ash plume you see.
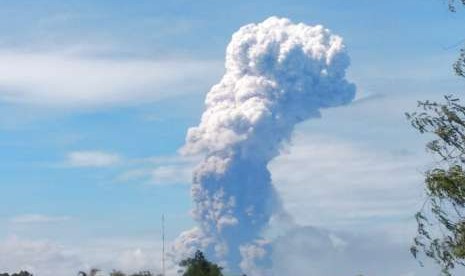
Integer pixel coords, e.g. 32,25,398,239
176,16,356,274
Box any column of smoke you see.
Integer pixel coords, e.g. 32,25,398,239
175,16,356,275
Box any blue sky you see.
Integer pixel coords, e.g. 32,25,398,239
0,0,465,275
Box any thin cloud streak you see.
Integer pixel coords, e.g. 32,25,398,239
66,151,122,168
116,155,198,186
11,214,72,224
0,50,222,108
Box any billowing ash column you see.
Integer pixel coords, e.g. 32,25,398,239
176,16,356,275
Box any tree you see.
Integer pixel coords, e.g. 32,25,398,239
109,271,126,276
179,250,223,276
0,272,33,276
78,268,101,276
407,3,465,275
407,96,465,275
448,0,465,12
130,272,153,276
11,272,33,276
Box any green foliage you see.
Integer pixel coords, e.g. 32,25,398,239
79,269,155,276
108,270,155,276
454,48,465,78
407,1,465,273
179,250,223,276
11,273,33,276
448,0,465,12
78,268,101,276
407,96,465,275
0,272,33,276
130,272,153,276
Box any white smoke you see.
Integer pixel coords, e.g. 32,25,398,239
176,16,356,274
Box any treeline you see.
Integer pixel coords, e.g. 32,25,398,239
0,270,156,276
0,270,158,276
79,270,157,276
0,250,228,276
0,272,33,276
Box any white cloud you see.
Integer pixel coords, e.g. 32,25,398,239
271,226,442,276
117,155,198,185
150,165,192,185
75,238,166,274
0,236,82,276
270,132,428,234
62,151,196,184
0,230,444,276
11,214,71,224
66,151,122,168
0,50,222,108
0,236,171,276
264,131,449,275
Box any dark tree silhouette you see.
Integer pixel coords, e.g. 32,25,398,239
179,250,223,276
0,272,33,276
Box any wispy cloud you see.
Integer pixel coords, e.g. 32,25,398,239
0,235,170,276
272,225,441,276
117,155,197,185
0,229,443,276
61,149,195,185
150,164,192,185
66,151,122,168
270,132,428,233
0,236,82,275
0,50,222,108
11,214,71,224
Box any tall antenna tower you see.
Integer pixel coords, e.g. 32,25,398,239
162,214,166,276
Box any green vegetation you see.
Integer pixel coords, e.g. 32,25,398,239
79,269,158,276
179,250,223,276
448,0,465,12
407,96,465,275
407,2,465,275
0,272,33,276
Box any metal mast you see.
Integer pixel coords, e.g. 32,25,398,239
162,214,166,276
